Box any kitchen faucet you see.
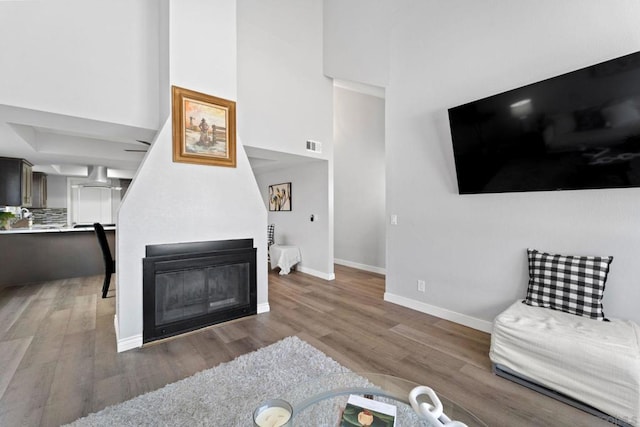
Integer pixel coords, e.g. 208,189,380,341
21,208,33,227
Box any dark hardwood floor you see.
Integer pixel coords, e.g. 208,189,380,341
0,265,610,426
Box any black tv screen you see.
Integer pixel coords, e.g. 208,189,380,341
448,51,640,194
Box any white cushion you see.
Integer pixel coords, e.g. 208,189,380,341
490,300,640,425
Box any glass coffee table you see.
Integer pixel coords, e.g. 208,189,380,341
272,372,487,426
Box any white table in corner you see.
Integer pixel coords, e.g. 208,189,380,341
269,244,301,275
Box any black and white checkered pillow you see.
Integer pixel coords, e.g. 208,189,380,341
267,224,275,247
524,248,613,320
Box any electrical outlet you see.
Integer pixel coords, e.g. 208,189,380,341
417,280,426,292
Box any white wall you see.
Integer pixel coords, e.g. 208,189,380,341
238,0,332,159
384,0,640,330
116,0,267,351
323,0,394,88
255,161,333,279
334,87,385,273
0,0,160,130
237,0,334,279
324,0,640,330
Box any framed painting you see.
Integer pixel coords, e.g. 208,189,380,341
172,85,236,167
269,182,292,211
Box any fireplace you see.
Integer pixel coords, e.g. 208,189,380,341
142,239,257,343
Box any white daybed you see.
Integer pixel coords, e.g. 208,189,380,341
490,300,640,426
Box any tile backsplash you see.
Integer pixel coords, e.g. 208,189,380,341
30,208,68,225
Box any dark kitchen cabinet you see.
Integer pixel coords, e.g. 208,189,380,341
31,172,47,208
0,157,33,207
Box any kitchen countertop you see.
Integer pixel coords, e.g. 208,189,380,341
0,224,116,234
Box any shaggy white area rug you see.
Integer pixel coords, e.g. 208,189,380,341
67,336,433,426
67,336,353,426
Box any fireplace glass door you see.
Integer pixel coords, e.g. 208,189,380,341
156,263,250,326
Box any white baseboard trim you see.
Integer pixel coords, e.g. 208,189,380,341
384,292,493,333
117,334,143,353
296,265,335,281
114,315,142,352
257,302,270,314
334,258,386,275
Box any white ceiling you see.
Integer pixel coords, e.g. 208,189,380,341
245,146,325,175
0,104,157,179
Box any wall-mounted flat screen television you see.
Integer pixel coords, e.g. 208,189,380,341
448,51,640,194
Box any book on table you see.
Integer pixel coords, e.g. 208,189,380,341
340,394,396,427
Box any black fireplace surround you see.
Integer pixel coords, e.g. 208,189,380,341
143,238,257,343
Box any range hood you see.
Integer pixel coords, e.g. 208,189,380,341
72,165,122,190
87,165,108,183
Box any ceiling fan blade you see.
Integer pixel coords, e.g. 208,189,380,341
136,140,151,146
125,149,148,152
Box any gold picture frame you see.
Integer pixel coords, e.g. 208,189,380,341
172,85,236,167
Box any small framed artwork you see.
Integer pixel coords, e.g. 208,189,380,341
172,85,236,167
269,182,292,211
